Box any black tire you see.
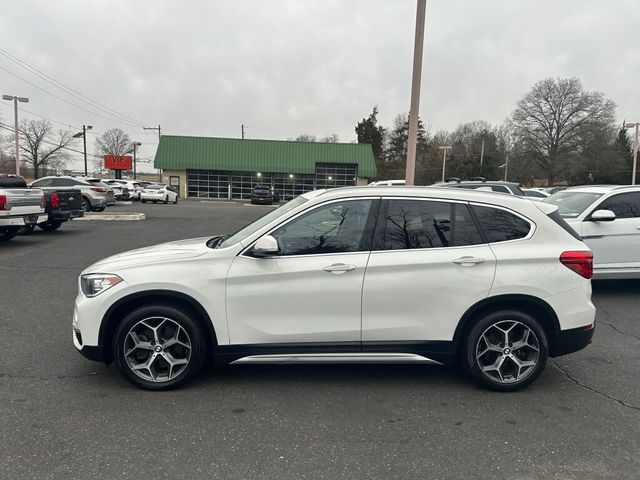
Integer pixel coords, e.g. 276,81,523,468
173,196,178,204
462,310,548,392
0,228,19,241
164,196,169,204
38,221,62,231
18,224,36,235
141,199,147,203
81,197,91,212
112,304,208,390
92,206,106,212
152,200,157,204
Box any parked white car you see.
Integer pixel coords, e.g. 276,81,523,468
522,188,551,200
544,185,640,278
140,184,178,204
73,186,595,391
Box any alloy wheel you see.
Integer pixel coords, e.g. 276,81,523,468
475,320,540,384
123,317,192,383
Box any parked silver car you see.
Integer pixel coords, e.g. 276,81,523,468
29,176,112,212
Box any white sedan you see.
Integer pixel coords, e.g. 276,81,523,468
544,185,640,278
140,184,178,204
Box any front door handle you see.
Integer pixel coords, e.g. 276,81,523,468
453,256,485,266
323,263,357,274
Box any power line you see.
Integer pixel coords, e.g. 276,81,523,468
0,64,144,129
0,47,148,127
0,123,102,159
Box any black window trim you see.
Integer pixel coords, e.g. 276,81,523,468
239,196,381,259
371,197,486,252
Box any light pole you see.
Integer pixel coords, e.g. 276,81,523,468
128,142,142,180
73,125,93,176
2,94,29,176
405,0,427,186
624,122,639,185
439,145,451,182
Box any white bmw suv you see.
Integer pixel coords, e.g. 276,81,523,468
73,187,595,391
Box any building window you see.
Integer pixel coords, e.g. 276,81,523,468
315,163,357,189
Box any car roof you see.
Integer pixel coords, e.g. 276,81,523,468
561,185,640,194
313,185,532,207
433,180,521,187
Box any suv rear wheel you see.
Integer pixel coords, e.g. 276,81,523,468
112,305,208,390
463,310,548,391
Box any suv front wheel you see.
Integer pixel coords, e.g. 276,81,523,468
112,305,208,390
463,310,548,392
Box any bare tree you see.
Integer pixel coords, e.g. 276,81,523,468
319,134,339,143
511,77,616,183
95,128,131,156
294,134,317,143
19,119,76,179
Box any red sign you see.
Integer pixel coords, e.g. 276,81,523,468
104,155,132,170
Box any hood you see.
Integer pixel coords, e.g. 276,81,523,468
83,237,211,273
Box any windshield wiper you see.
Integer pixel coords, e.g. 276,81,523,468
206,235,223,248
206,234,229,249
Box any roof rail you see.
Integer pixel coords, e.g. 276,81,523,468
470,176,486,182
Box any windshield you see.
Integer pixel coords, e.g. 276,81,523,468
543,191,603,218
219,196,308,248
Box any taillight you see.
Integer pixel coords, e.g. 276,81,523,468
0,194,6,210
41,193,46,208
51,192,59,208
560,251,593,279
90,187,106,193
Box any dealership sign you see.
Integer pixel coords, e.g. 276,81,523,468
104,155,132,170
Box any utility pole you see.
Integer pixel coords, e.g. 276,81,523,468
439,145,452,182
2,94,29,176
504,150,509,181
129,142,142,180
241,124,245,139
144,124,162,182
479,138,485,174
405,0,427,186
624,122,639,185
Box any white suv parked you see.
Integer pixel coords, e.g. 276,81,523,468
73,187,595,391
544,185,640,278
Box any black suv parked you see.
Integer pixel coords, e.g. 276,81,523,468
250,184,280,205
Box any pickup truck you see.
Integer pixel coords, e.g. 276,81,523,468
19,183,85,233
0,174,48,241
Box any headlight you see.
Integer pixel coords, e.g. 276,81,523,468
81,274,123,297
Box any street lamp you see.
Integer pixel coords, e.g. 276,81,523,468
2,94,29,176
624,122,639,185
439,145,452,182
73,125,93,176
127,142,142,180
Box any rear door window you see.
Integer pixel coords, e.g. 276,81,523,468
472,205,531,242
377,199,483,250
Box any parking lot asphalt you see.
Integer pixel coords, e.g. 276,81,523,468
1,199,639,480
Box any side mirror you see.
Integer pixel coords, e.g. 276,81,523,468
251,235,279,257
590,209,616,222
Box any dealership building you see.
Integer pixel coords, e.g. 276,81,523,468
154,135,376,200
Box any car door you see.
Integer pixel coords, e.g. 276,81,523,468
225,198,377,345
581,192,640,270
361,198,496,344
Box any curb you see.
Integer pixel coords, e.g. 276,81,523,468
75,212,145,221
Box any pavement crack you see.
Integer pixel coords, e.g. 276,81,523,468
599,320,640,343
0,371,105,380
550,362,640,412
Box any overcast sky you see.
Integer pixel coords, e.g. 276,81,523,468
1,0,638,172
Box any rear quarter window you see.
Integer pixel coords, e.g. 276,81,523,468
472,205,531,242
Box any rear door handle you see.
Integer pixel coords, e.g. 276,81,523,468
453,256,485,266
323,263,357,274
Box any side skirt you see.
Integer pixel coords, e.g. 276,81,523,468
215,341,455,366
